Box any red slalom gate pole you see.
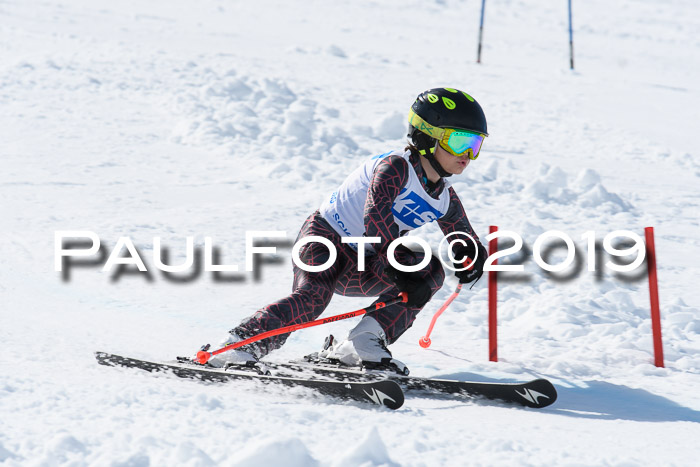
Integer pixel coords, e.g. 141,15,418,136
196,293,408,364
645,227,664,368
489,225,498,362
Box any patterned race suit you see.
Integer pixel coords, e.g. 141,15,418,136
233,149,481,358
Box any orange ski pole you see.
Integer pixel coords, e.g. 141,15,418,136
419,254,475,348
196,292,408,364
419,284,463,348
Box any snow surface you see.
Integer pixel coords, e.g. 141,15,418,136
2,0,700,465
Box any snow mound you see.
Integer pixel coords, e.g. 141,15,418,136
36,433,89,465
333,427,399,467
525,164,633,213
327,44,348,58
170,69,364,165
173,442,216,466
234,438,319,467
373,111,406,140
0,442,17,462
170,72,295,148
111,453,151,467
662,298,700,370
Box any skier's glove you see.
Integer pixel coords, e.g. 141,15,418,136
384,266,432,308
452,241,487,285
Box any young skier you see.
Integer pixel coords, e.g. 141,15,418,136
202,87,489,374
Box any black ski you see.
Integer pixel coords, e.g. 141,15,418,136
95,352,404,410
268,359,557,409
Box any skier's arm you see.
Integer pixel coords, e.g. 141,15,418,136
364,155,410,271
438,186,481,246
439,187,487,284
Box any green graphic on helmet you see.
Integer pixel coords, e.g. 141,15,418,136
442,97,456,110
427,93,438,103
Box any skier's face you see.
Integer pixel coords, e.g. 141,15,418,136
434,144,471,174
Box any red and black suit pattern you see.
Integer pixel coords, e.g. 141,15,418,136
233,151,481,357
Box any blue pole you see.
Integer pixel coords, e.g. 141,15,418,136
568,0,574,69
477,0,486,63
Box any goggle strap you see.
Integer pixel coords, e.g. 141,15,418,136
408,109,445,140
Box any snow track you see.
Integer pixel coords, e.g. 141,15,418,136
1,0,699,464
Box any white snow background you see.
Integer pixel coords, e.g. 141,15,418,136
2,0,700,465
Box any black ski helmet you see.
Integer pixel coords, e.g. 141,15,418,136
408,87,488,177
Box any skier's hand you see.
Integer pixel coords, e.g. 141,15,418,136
452,241,487,284
384,266,432,308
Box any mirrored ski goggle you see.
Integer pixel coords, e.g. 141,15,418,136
440,130,485,159
408,109,486,160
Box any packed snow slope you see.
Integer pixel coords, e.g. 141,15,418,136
2,0,700,465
